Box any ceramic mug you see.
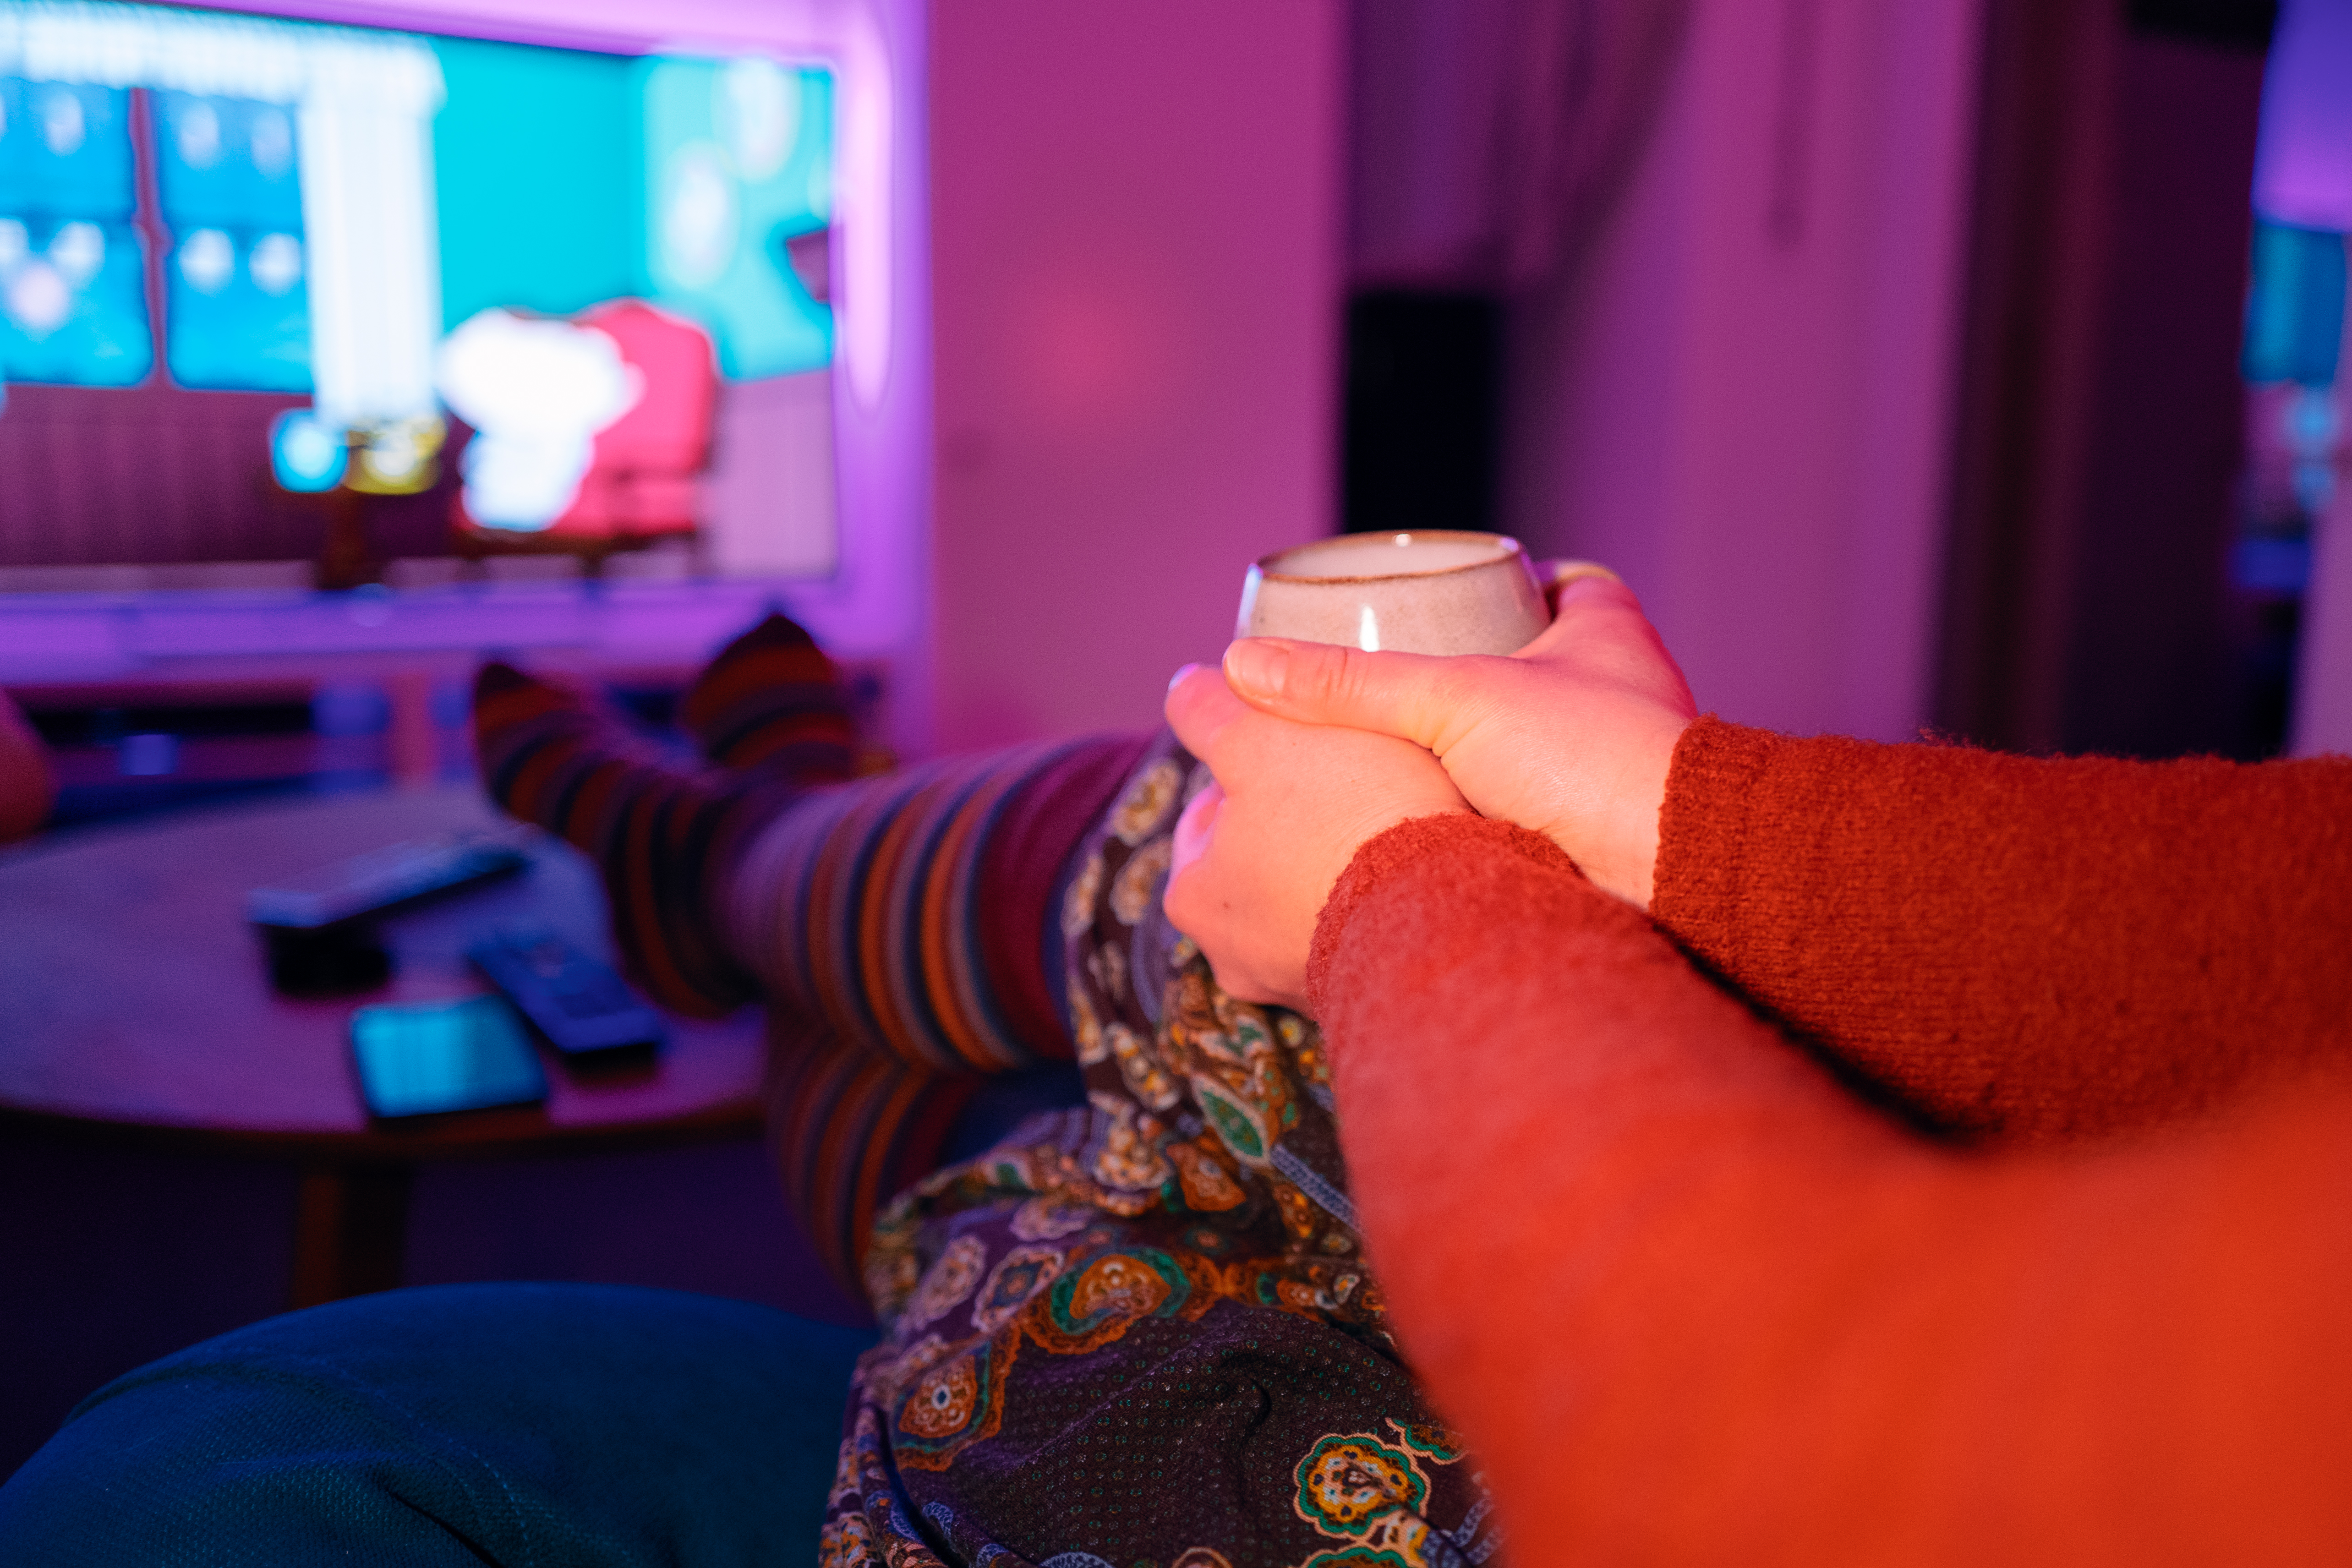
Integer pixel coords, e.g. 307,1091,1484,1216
1234,530,1551,656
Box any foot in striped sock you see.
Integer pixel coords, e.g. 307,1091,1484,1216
679,612,859,781
472,661,763,1018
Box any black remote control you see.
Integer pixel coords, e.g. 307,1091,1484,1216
467,925,666,1063
247,830,533,931
248,829,535,996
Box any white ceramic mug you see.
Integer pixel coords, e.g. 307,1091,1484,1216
1235,530,1551,656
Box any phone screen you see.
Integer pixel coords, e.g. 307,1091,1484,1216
350,997,547,1120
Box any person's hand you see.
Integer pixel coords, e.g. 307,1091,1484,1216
1219,566,1696,909
1163,666,1469,1011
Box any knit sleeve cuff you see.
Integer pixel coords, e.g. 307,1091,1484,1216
1650,716,1782,965
1305,811,1576,1021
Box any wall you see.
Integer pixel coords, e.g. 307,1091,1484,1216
1502,0,1983,742
2275,0,2352,756
926,0,1346,748
2289,221,2352,758
2255,0,2352,233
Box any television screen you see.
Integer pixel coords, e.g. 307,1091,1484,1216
0,0,842,585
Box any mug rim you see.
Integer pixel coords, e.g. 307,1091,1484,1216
1255,530,1527,587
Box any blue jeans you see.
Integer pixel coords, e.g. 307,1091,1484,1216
0,1283,874,1566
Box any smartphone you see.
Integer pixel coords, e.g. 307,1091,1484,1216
350,997,547,1120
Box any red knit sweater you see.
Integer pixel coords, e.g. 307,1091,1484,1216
1306,718,2352,1566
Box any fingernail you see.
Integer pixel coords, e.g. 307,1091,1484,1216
1168,663,1201,692
1224,639,1289,697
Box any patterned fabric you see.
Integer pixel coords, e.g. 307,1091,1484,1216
814,737,1504,1568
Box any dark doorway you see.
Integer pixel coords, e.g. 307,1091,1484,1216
1341,291,1502,536
1935,0,2279,758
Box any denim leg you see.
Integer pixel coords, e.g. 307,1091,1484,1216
0,1282,875,1567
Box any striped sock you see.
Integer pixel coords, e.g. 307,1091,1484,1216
679,612,859,780
730,735,1153,1074
764,1023,981,1298
479,642,1149,1289
744,734,1147,1294
471,661,766,1017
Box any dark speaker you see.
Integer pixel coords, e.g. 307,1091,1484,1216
1342,292,1503,536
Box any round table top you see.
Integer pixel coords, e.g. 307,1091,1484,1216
0,785,767,1158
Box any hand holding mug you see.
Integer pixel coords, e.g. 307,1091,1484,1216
1165,531,1542,1007
1165,534,1696,1008
1222,567,1696,910
1168,532,1582,1007
1163,667,1467,1012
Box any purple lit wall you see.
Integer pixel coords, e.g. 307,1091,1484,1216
927,0,1344,748
2271,0,2352,755
1502,0,1983,742
2255,0,2352,231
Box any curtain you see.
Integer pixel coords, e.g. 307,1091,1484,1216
1348,0,1691,294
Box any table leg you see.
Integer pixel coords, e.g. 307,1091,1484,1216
385,669,441,786
289,1161,414,1309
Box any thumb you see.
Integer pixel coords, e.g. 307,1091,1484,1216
1221,638,1470,753
1510,568,1653,663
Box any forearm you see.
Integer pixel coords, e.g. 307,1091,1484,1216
1311,814,2352,1565
1651,719,2352,1142
725,734,1151,1071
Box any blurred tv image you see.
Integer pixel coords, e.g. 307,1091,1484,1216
0,2,840,581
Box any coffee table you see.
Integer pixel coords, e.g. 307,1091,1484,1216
0,785,768,1307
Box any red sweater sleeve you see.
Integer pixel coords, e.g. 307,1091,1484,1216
1309,814,2352,1567
1651,718,2352,1141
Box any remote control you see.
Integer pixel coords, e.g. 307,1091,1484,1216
467,925,667,1061
247,829,533,931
